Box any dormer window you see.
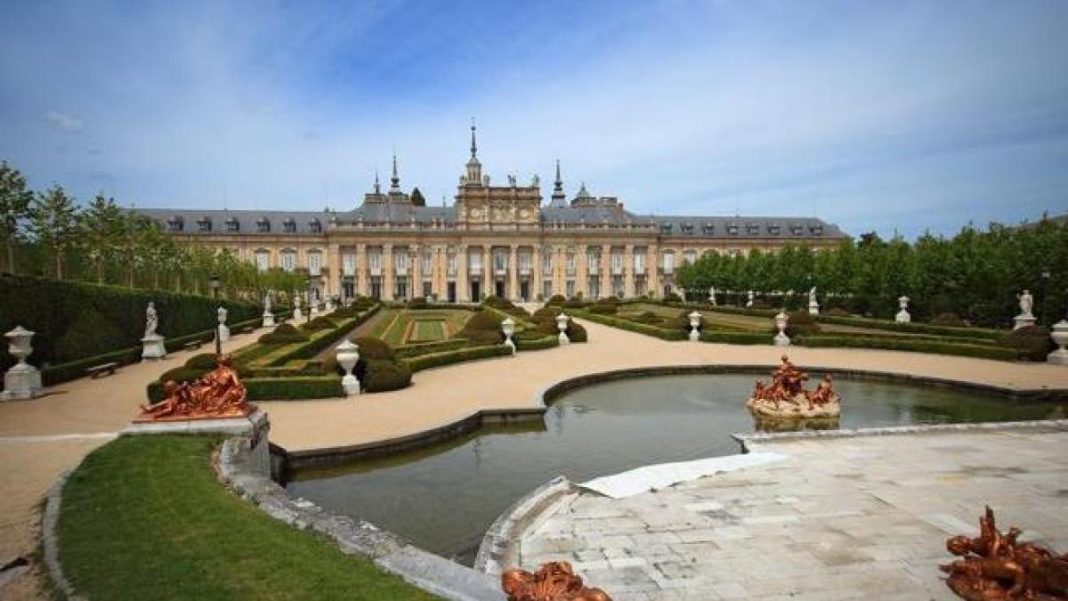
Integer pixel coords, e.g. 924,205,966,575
226,218,239,232
702,223,714,235
790,223,804,236
747,223,760,235
681,222,694,234
196,217,212,232
727,223,739,235
283,218,297,233
810,224,824,235
256,218,270,233
660,223,673,234
308,219,322,233
166,216,184,232
767,224,781,235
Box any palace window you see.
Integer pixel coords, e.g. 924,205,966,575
395,251,409,272
565,252,576,275
586,252,599,274
790,223,804,235
542,250,553,273
768,224,781,235
226,218,240,232
283,219,297,234
684,250,697,265
727,223,738,235
519,250,532,274
369,250,382,275
421,250,432,274
702,223,714,235
469,250,482,272
746,223,760,235
662,252,675,274
256,218,270,233
447,251,457,276
633,252,646,275
166,216,184,232
307,251,323,276
342,253,356,277
308,219,322,233
281,250,296,272
681,222,694,235
810,224,824,235
493,250,507,273
611,252,623,274
196,217,212,232
660,223,673,234
254,250,270,272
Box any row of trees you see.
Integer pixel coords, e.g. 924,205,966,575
0,160,306,301
676,221,1068,327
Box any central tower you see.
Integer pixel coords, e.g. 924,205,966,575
454,123,541,229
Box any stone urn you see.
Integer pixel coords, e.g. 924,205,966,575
556,313,570,345
293,296,303,321
2,326,42,400
335,339,360,397
502,317,516,355
774,311,791,347
895,295,911,323
1049,320,1068,365
688,311,702,342
217,306,230,343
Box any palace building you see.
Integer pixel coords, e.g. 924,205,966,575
137,126,847,303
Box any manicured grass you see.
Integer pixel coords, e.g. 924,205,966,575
374,309,473,347
412,320,446,343
58,435,439,601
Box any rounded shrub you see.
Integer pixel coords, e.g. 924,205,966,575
302,316,337,331
567,321,588,343
407,296,429,309
258,323,309,345
783,311,821,337
998,325,1054,361
532,307,558,321
159,366,207,384
545,294,566,307
662,292,682,303
931,312,966,327
352,336,396,360
360,359,412,392
460,310,504,344
588,304,617,315
185,353,219,370
631,311,662,325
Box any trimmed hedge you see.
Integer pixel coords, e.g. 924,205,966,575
575,310,688,340
796,335,1020,360
41,347,141,386
360,359,412,392
147,374,343,403
997,325,1054,362
514,332,559,351
257,323,309,345
301,316,338,331
405,344,512,373
0,273,259,373
265,306,380,366
392,338,471,359
699,331,771,345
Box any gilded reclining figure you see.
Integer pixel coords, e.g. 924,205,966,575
502,561,612,601
746,355,841,420
136,355,251,421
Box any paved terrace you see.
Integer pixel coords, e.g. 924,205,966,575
0,318,1067,599
513,426,1068,600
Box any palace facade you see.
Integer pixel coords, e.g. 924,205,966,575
137,127,847,303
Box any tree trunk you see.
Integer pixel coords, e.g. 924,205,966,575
5,243,14,274
55,252,63,280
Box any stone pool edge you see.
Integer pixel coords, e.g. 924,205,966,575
273,363,1068,470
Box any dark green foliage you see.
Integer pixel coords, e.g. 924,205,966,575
630,311,662,325
532,307,558,321
407,296,428,309
257,323,309,345
595,296,620,306
566,321,588,342
564,297,587,309
360,359,412,392
998,325,1054,362
0,273,259,373
931,312,966,327
41,347,141,386
410,187,426,207
514,331,559,351
577,310,688,340
797,335,1019,360
587,304,617,315
699,331,771,345
54,309,126,362
405,344,512,372
302,316,337,331
545,294,566,307
827,307,852,317
185,353,219,370
814,313,1001,340
460,310,504,344
245,376,343,400
483,295,514,309
353,336,396,360
392,338,470,359
784,311,821,337
662,292,682,303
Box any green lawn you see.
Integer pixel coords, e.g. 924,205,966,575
58,435,439,601
371,309,474,346
411,320,446,343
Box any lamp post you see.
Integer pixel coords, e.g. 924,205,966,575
209,274,221,355
306,274,313,323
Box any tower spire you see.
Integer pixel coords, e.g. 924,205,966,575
463,119,483,185
374,169,380,194
470,119,478,159
550,159,566,206
390,154,400,192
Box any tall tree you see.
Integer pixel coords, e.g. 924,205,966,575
0,161,35,274
80,194,126,283
410,187,426,207
30,185,79,279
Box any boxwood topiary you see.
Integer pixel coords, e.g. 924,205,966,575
588,304,617,315
302,316,337,331
460,310,504,344
545,294,566,307
360,358,412,392
185,353,219,370
566,321,588,343
258,323,309,344
783,311,821,337
663,292,682,303
353,336,396,360
997,325,1054,361
931,312,966,327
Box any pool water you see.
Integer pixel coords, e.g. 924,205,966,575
284,374,1064,565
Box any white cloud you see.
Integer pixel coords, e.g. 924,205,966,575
45,110,84,133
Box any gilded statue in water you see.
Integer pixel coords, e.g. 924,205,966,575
136,354,252,421
746,355,840,420
940,506,1067,600
502,561,612,601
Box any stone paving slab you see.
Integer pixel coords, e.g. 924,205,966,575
515,426,1068,600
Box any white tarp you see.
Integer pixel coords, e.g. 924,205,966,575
577,452,787,499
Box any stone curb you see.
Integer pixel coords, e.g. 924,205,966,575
41,465,88,601
732,418,1068,452
473,475,574,576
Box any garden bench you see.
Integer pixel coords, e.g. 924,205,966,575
183,340,204,351
85,362,120,379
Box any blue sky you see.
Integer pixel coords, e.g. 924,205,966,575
1,0,1066,238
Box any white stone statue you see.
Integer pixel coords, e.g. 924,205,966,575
896,295,911,323
293,294,303,321
746,290,755,308
1018,290,1034,318
708,286,717,307
145,302,158,338
264,294,272,313
808,286,819,316
531,174,540,187
216,306,230,343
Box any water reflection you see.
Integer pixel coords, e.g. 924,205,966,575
285,374,1064,565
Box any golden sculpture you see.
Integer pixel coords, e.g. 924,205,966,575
135,354,252,422
940,506,1068,600
502,561,612,601
746,355,841,420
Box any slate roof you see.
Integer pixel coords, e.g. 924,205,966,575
134,204,847,240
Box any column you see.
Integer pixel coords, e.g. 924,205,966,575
577,244,589,298
383,243,394,301
532,244,543,300
328,242,341,299
648,244,660,298
457,244,469,302
601,243,611,299
482,244,491,300
556,245,566,297
410,245,421,299
624,244,635,298
356,244,368,296
508,244,519,302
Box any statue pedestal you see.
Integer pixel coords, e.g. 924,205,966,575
774,332,791,347
141,334,167,361
1013,314,1036,330
293,308,303,321
262,312,275,328
341,374,360,397
217,325,231,343
2,362,42,401
895,310,911,323
558,332,570,345
808,302,819,316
